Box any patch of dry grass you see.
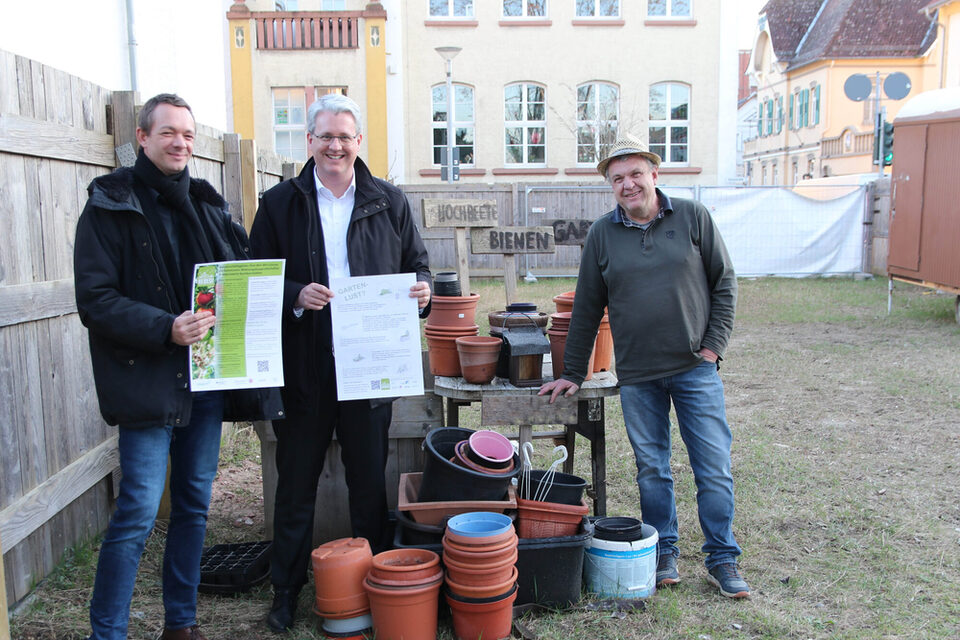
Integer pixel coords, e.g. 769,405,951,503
11,277,960,640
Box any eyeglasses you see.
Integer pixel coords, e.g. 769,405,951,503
314,134,358,144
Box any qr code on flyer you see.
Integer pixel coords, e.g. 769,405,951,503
257,360,269,373
369,379,381,391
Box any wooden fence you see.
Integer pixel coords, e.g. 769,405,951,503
0,50,296,607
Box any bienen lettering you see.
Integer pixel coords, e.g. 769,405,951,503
488,230,551,251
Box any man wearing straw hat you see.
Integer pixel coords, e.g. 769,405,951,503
539,133,749,598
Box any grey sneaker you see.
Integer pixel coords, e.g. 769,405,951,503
656,554,680,587
706,562,750,599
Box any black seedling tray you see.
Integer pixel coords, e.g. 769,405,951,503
198,541,271,594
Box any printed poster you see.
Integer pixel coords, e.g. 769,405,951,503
329,273,424,400
190,259,285,391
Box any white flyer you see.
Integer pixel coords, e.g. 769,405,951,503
329,273,425,400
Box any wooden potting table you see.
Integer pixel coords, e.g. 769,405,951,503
433,367,619,516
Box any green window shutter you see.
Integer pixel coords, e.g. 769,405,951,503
814,85,821,125
776,96,783,133
789,93,794,129
766,99,773,135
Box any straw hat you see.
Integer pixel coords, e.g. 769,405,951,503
596,133,661,177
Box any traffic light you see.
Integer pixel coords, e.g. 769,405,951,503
882,120,894,166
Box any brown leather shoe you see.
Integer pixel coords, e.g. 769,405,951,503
160,625,208,640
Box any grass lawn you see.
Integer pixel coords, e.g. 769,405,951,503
10,276,960,640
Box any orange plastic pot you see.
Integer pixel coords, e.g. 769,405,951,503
426,334,462,376
515,497,589,539
552,291,576,314
445,565,518,600
443,526,517,549
368,549,442,587
311,538,372,619
442,548,518,586
441,540,517,565
363,575,442,640
442,532,518,557
446,585,518,640
593,314,612,372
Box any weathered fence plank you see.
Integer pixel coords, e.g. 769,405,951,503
0,280,76,327
0,114,114,167
0,436,119,550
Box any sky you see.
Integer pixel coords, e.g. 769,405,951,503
737,0,768,49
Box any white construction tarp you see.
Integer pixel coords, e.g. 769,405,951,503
661,186,867,277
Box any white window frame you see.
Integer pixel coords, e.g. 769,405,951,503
648,82,690,166
575,0,620,18
576,81,619,166
647,0,692,19
272,87,307,162
321,0,345,9
502,0,547,18
432,83,476,166
504,82,547,166
429,0,474,18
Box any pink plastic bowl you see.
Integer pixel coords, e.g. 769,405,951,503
468,430,514,464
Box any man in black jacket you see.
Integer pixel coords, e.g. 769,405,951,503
250,93,431,632
74,94,282,640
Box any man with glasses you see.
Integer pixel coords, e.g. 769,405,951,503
250,93,432,632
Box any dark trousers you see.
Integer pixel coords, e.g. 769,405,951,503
270,399,393,588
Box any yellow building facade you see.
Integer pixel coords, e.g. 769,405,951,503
744,0,949,185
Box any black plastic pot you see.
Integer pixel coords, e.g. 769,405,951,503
396,510,446,546
519,470,587,506
433,272,462,297
418,427,520,503
515,518,591,608
593,516,644,542
505,302,537,313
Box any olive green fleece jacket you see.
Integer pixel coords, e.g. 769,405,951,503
561,190,737,386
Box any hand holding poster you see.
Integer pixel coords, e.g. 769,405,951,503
190,259,285,391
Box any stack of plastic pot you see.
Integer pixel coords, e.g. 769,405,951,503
443,512,518,640
546,312,594,382
516,469,590,539
362,548,443,640
551,290,612,373
311,538,374,638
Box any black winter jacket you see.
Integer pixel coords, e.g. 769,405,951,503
249,157,431,413
74,167,284,428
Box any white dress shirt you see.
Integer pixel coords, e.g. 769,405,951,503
314,168,356,280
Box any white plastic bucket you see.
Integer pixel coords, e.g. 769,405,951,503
583,523,658,598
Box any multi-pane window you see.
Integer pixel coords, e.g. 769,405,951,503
647,0,691,17
321,0,345,8
812,85,821,125
432,83,475,165
273,88,307,161
503,0,546,17
504,83,546,165
576,0,619,17
430,0,474,17
649,82,689,164
576,82,619,164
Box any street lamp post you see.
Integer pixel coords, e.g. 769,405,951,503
435,46,461,183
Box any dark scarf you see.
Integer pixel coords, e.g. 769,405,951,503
133,151,218,310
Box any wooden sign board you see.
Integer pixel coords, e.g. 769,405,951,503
470,226,555,254
546,218,593,246
422,198,498,228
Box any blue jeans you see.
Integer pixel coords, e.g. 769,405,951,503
619,361,741,569
89,392,223,640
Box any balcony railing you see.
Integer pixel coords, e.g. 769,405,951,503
253,11,361,50
821,130,874,159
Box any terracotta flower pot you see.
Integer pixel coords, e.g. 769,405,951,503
446,584,518,640
363,575,442,640
445,565,518,601
552,291,576,314
426,293,481,329
515,497,589,539
455,336,502,384
426,334,462,376
311,538,373,619
547,329,594,382
367,549,443,587
441,539,518,565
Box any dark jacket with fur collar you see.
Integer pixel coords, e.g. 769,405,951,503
74,166,283,428
249,157,431,414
